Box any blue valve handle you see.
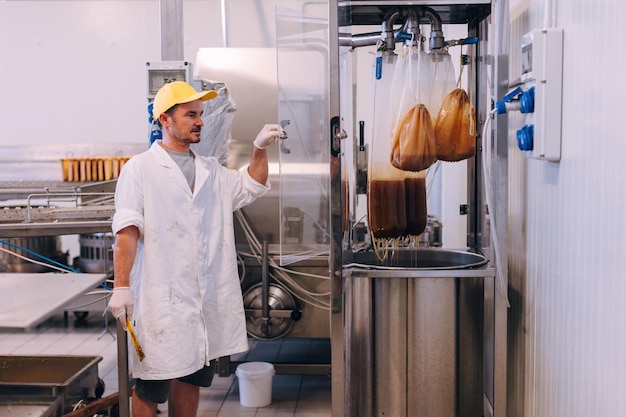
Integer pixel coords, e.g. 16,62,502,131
461,36,479,45
503,86,523,102
516,125,534,151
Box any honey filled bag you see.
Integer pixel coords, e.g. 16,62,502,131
389,43,437,172
390,104,436,171
434,88,476,161
368,51,407,243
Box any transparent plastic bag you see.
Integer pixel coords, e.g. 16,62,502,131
191,82,236,166
423,50,457,123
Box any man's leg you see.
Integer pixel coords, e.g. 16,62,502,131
131,389,159,417
169,379,200,417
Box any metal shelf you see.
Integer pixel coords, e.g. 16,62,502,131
0,180,115,238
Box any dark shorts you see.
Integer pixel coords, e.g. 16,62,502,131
134,361,216,404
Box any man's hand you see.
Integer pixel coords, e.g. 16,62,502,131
253,124,281,149
107,287,133,330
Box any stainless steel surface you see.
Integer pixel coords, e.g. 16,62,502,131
347,247,489,270
0,144,143,238
343,250,493,417
0,397,61,417
116,322,130,417
0,355,102,415
77,233,114,274
237,251,331,340
193,48,278,145
0,184,116,238
0,273,108,330
243,282,297,340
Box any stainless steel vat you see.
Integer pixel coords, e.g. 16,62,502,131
343,249,492,417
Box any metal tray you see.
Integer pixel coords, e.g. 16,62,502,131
0,356,102,414
0,396,62,417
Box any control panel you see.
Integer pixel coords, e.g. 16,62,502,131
497,28,564,161
146,61,195,99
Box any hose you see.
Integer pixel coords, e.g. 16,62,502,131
481,109,511,307
235,210,330,310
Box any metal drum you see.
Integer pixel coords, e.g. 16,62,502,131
77,233,114,274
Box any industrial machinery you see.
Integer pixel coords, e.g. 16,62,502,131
269,1,509,416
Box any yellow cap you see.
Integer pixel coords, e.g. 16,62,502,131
152,81,218,121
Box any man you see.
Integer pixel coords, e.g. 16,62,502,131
107,81,280,417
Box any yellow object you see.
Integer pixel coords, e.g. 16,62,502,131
126,316,146,361
152,81,218,121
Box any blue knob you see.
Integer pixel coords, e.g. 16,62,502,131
520,87,535,113
516,125,534,151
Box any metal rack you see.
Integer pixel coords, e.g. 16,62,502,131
0,143,144,238
0,180,116,238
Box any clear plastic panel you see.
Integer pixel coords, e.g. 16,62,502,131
276,6,330,266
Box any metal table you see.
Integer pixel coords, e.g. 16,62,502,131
0,273,108,330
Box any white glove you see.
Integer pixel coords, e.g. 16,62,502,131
253,124,281,150
107,287,133,330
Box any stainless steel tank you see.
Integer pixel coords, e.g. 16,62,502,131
343,248,491,417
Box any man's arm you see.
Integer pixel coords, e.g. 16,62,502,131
113,226,140,288
247,146,269,185
248,123,280,184
108,225,140,328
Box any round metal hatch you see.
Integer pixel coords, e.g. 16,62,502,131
242,282,297,340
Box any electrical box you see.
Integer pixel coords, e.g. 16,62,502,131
146,61,194,99
517,28,564,161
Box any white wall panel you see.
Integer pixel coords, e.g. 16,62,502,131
507,0,626,416
0,0,304,147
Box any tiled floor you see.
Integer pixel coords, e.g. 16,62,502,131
0,312,332,417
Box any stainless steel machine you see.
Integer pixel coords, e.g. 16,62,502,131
265,1,509,416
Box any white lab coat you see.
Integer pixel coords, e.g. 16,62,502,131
112,142,269,380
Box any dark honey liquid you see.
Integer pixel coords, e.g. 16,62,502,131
368,179,407,239
404,176,427,236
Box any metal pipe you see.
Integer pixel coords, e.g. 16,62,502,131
422,7,445,50
260,240,270,336
220,0,229,47
338,8,403,50
116,321,130,417
159,0,184,60
381,8,402,51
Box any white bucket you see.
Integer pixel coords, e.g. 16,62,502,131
235,361,275,407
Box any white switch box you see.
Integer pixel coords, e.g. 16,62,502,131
520,28,564,161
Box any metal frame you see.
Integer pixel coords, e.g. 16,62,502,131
328,1,509,416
